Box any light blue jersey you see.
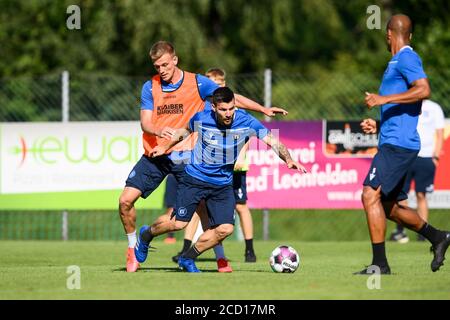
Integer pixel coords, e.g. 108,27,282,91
185,109,269,185
378,46,427,150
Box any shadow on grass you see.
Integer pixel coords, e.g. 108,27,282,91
196,257,218,262
113,267,218,273
112,267,270,273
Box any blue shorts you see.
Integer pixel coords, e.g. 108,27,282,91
363,144,419,201
233,171,248,204
125,155,185,199
163,174,178,208
174,173,236,227
402,157,436,194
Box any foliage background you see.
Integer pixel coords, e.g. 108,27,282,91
1,0,449,122
1,0,449,77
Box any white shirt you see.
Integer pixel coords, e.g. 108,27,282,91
417,99,445,157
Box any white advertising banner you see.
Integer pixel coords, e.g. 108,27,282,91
1,121,142,194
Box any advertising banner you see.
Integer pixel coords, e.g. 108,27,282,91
1,120,449,210
0,122,163,210
246,120,372,209
246,120,450,209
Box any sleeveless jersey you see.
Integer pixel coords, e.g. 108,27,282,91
142,71,203,156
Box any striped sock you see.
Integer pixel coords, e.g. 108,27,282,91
183,245,201,260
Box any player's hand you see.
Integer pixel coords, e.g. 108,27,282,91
160,127,175,140
365,92,386,109
234,162,245,171
287,160,307,173
264,107,289,117
432,158,439,167
150,145,167,158
360,118,377,134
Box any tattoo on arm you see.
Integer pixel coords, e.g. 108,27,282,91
267,133,292,163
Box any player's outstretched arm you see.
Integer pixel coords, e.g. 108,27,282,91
140,110,176,138
151,127,192,157
234,94,288,117
262,132,307,173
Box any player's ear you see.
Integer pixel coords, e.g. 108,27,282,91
173,55,178,66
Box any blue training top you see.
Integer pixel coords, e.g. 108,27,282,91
186,109,269,186
140,73,219,161
378,46,427,150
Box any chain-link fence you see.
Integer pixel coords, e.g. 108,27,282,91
2,70,449,122
1,70,449,241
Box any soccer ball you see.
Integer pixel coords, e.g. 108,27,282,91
269,245,300,273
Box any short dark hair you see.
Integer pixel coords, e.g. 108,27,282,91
212,87,234,105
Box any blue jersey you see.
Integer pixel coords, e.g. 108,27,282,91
204,99,213,112
186,109,269,186
140,72,219,161
378,46,427,150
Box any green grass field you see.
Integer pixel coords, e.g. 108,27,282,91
1,240,449,300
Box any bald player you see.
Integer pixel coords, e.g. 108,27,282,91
357,14,450,274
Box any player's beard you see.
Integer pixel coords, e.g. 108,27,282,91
223,117,233,127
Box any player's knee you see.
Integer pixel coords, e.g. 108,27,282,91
119,196,134,213
215,224,234,239
361,187,377,206
174,220,188,231
416,192,426,200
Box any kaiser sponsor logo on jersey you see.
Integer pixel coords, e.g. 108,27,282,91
157,103,184,115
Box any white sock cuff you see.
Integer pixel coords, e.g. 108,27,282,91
127,230,137,248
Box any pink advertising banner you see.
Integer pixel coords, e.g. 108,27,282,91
246,120,373,209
